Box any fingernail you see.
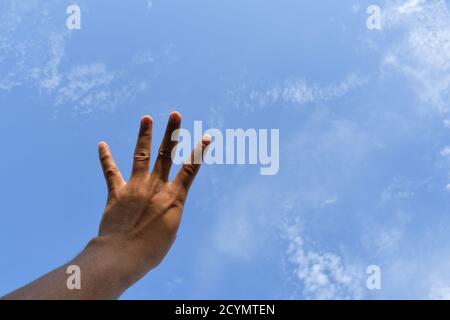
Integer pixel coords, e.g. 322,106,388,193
169,111,182,123
203,134,212,144
141,115,153,128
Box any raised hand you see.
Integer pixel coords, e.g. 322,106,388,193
2,112,211,299
95,112,211,283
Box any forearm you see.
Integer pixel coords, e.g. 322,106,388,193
2,237,138,300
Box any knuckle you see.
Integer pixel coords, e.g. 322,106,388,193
100,153,110,162
104,167,118,179
183,163,197,177
134,150,150,162
139,128,152,138
173,197,185,210
158,148,173,161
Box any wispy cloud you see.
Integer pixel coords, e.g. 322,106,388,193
249,74,368,107
200,112,378,299
0,1,67,92
0,1,149,114
378,0,450,199
32,33,65,91
382,0,450,113
53,63,147,114
284,222,364,300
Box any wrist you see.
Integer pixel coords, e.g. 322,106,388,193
82,236,146,291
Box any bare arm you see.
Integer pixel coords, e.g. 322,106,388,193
2,112,210,300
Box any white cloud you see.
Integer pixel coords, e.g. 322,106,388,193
249,74,368,107
379,0,450,211
382,0,450,113
33,33,65,91
44,60,147,114
196,0,450,299
284,223,364,300
201,112,377,298
55,63,119,113
397,0,426,14
0,0,148,114
0,1,67,92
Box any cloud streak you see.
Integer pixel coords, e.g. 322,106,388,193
0,1,148,114
382,0,450,113
249,74,368,107
284,222,364,300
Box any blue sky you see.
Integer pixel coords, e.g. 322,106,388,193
2,0,450,299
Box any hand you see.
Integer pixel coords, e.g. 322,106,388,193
91,112,211,285
1,112,210,300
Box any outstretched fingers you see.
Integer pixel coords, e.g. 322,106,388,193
98,142,125,195
153,112,182,181
173,135,211,195
131,115,153,179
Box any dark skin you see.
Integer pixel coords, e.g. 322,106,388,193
2,112,211,299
